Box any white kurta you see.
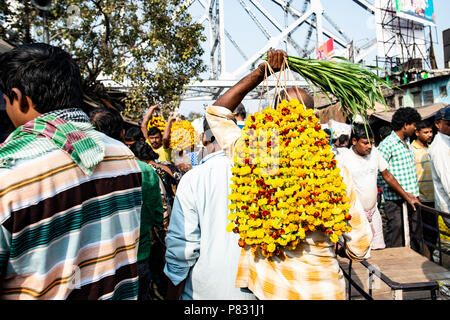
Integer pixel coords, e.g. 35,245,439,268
428,132,450,220
336,147,388,250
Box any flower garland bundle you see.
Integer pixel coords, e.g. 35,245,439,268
169,120,200,152
226,99,352,258
147,116,167,134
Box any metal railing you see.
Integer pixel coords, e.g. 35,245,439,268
339,202,450,300
410,203,450,266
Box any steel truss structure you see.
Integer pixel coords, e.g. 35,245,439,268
374,0,435,74
182,0,379,101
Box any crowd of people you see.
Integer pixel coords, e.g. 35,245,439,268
0,43,448,300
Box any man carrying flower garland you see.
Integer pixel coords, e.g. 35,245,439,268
204,49,373,300
141,104,173,163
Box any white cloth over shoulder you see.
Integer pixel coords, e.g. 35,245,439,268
428,132,450,221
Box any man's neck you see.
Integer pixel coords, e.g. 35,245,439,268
394,130,406,142
414,139,427,148
352,146,367,158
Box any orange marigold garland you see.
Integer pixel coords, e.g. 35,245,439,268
169,120,200,152
147,116,167,135
226,99,352,258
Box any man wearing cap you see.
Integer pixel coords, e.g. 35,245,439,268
429,106,450,253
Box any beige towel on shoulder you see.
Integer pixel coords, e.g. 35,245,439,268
205,105,242,162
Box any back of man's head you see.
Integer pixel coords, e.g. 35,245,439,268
391,107,421,131
203,118,215,143
379,125,392,140
125,126,144,142
234,104,247,120
0,43,83,114
89,107,124,141
275,87,315,109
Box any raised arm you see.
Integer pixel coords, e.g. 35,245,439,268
213,49,287,113
141,104,160,141
162,113,177,149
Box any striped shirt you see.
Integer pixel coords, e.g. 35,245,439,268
377,131,419,200
411,140,434,202
0,134,142,300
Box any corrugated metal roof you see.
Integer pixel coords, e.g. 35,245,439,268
371,103,447,122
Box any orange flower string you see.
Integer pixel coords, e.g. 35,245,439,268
226,99,352,258
147,116,167,135
169,120,200,152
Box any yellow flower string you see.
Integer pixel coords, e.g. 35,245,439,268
147,116,167,135
169,120,200,152
227,99,352,258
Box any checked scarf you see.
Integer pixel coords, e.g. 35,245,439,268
0,108,105,175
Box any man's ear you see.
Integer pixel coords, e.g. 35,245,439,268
201,132,209,146
11,88,33,113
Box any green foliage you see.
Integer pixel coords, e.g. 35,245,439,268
0,0,206,120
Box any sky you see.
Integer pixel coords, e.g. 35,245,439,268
178,0,450,116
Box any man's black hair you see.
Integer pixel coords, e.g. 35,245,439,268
203,118,215,143
351,123,374,141
0,43,83,114
338,134,349,146
125,126,144,142
89,107,124,141
235,104,247,119
415,119,434,132
391,107,422,131
379,125,392,140
129,141,159,161
148,126,162,136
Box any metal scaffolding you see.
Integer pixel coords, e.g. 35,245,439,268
182,0,378,101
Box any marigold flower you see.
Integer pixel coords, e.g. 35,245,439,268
226,99,352,258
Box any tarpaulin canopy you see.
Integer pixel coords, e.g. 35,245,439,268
371,103,447,122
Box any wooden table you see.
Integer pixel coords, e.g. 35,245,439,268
338,247,450,300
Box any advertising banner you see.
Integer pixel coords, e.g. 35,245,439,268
395,0,436,26
315,38,335,61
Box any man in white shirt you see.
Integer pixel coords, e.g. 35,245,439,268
336,123,420,251
428,106,450,233
164,118,256,300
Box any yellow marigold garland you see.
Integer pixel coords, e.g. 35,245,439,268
147,116,167,135
226,99,352,258
169,120,200,152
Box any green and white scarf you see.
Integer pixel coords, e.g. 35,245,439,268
0,108,105,175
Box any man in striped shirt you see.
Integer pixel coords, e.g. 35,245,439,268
0,43,142,299
378,107,422,250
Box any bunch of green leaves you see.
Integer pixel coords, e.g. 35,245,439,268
287,56,391,121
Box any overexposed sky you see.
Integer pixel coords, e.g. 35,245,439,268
179,0,450,116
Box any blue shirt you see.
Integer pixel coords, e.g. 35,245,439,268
163,150,256,300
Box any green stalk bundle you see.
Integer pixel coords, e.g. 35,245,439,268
265,55,392,123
